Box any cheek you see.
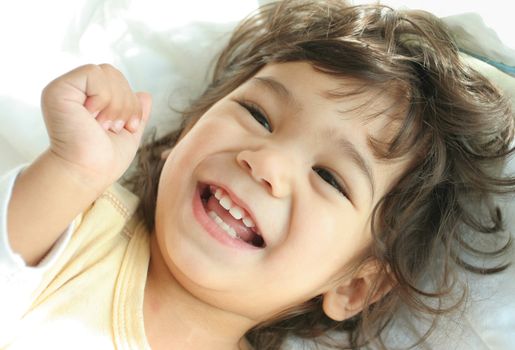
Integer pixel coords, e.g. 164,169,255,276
290,208,368,273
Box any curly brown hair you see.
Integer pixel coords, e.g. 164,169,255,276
122,0,515,348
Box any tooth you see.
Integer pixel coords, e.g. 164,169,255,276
208,211,239,239
242,216,255,228
228,228,238,239
214,188,223,200
221,222,230,231
227,226,238,238
219,196,232,210
229,206,243,220
221,222,238,238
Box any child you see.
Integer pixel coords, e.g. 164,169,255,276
1,0,514,349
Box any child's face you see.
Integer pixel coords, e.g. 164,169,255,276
154,62,411,323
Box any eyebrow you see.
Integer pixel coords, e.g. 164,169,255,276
338,138,376,199
251,75,376,200
252,76,300,109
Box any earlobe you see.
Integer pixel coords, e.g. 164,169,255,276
322,284,352,321
322,262,394,322
322,279,366,321
161,149,172,159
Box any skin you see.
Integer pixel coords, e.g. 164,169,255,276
144,61,412,349
8,64,152,267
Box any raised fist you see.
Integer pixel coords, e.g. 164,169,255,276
41,64,152,187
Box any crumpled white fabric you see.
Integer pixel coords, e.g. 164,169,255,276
443,13,515,75
0,165,76,346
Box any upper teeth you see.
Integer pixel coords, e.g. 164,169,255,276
214,187,255,228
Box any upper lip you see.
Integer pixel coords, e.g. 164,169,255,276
201,181,266,245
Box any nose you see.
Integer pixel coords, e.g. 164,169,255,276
236,148,292,198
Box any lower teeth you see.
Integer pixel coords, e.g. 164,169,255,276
208,211,240,240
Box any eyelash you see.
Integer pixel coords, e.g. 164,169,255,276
313,167,349,199
237,100,272,132
236,99,348,200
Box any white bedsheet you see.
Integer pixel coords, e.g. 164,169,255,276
0,1,513,348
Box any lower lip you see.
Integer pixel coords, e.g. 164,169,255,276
192,186,260,251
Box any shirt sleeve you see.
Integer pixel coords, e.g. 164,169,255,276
0,164,76,328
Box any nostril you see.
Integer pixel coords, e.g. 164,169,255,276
262,179,272,191
241,159,252,171
239,157,273,191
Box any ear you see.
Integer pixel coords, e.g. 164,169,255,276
161,148,172,159
322,261,393,321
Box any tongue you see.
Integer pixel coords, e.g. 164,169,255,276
206,196,256,243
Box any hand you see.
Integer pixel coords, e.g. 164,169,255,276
41,64,152,189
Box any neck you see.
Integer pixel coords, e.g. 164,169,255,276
143,234,254,350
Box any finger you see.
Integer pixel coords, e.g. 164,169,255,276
88,82,131,134
41,64,112,123
75,65,112,114
107,93,142,133
137,92,152,122
96,65,142,133
126,92,152,136
123,93,144,133
95,94,125,132
107,92,152,155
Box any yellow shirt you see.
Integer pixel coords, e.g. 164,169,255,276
2,183,152,350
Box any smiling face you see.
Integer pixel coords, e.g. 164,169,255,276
153,61,411,324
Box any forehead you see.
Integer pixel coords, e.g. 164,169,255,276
249,62,407,148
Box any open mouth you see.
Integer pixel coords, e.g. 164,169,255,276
199,183,266,248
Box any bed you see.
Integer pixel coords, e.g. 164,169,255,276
0,0,513,348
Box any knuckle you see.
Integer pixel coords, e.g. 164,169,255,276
99,63,122,77
109,102,124,119
41,83,53,100
41,79,62,104
83,63,98,70
91,88,111,108
81,63,102,74
98,63,114,71
95,93,111,108
95,110,108,122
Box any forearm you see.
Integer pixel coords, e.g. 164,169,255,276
7,150,108,266
6,64,150,266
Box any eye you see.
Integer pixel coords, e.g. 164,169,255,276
237,100,272,132
313,167,349,198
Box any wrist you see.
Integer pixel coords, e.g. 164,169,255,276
43,149,113,197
